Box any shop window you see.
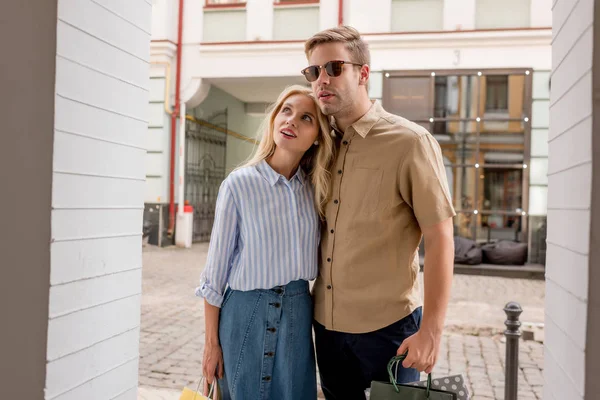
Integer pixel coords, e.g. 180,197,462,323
383,69,536,265
485,75,509,113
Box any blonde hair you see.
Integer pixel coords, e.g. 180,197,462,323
304,25,370,66
241,85,335,217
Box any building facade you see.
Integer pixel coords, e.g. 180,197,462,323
148,0,551,265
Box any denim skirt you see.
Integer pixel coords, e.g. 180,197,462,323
218,279,317,400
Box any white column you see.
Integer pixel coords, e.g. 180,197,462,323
177,103,186,214
443,0,476,30
246,0,274,41
46,0,150,398
175,103,192,248
545,0,594,397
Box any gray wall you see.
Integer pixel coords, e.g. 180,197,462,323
0,0,57,397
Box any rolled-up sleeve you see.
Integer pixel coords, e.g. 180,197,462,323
398,134,456,228
195,181,239,307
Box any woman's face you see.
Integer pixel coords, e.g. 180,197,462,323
272,94,320,156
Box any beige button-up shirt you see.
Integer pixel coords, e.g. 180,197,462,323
313,100,456,333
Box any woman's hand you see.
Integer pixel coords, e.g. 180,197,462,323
202,342,224,386
203,299,224,393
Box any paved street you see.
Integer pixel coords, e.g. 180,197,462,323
137,244,545,400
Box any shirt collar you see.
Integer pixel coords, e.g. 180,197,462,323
331,100,383,139
256,159,306,187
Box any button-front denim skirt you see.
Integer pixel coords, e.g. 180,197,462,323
218,279,317,400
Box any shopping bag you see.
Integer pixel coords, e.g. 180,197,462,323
179,377,220,400
369,355,457,400
407,374,470,400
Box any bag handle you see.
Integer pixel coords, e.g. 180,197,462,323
386,353,432,398
192,376,217,400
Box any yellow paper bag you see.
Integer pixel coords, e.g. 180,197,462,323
179,380,219,400
179,387,209,400
179,387,207,400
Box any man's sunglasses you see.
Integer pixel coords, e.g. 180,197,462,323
301,60,363,82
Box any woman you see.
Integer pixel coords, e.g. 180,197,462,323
196,85,335,400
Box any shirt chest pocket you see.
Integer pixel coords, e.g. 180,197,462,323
347,166,384,215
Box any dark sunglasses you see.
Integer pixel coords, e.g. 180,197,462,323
301,60,364,82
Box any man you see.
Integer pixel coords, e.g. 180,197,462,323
302,26,456,399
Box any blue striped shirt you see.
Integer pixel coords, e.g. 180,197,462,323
196,160,320,307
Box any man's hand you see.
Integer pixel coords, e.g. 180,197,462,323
396,328,441,374
398,217,453,375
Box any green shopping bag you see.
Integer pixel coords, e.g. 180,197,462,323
370,355,457,400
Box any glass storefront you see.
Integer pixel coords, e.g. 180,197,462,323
383,69,534,264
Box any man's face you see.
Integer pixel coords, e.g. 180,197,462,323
307,42,363,117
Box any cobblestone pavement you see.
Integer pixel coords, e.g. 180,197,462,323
138,244,545,400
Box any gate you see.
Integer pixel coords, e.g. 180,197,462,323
185,110,227,242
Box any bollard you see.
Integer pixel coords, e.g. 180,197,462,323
504,302,523,400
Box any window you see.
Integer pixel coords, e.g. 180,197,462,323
273,4,320,40
485,76,508,113
203,1,247,42
206,0,244,4
475,0,531,29
383,70,531,247
391,0,444,32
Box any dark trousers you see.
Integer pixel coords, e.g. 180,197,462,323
314,307,422,400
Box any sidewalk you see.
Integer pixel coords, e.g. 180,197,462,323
137,244,545,400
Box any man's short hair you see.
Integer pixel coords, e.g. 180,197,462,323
305,25,370,66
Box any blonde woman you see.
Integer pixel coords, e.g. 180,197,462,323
196,85,334,400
